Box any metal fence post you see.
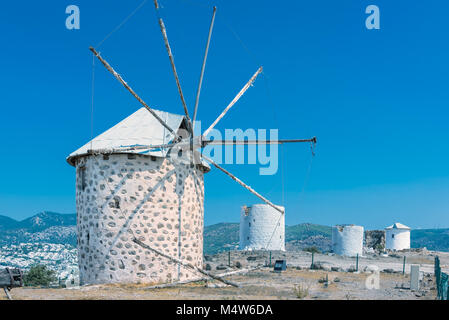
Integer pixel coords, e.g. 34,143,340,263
228,249,231,267
269,251,272,267
435,256,441,299
311,252,315,269
440,272,449,300
403,256,406,275
356,253,359,272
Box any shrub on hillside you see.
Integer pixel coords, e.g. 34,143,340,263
23,264,57,287
303,246,321,254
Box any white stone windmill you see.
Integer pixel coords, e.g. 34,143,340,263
69,1,316,285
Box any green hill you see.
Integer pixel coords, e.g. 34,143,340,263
0,212,77,246
411,228,449,252
203,222,333,255
0,215,18,231
17,211,76,232
0,212,76,232
285,223,332,241
2,212,449,254
203,223,239,255
203,223,449,254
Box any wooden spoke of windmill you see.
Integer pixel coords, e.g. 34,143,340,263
202,67,263,138
90,4,317,220
201,137,317,146
193,6,217,129
89,47,180,142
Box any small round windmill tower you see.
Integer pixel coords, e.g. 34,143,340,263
239,204,285,251
332,224,364,257
385,222,410,251
67,108,209,285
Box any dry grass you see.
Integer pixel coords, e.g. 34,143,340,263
2,267,428,300
405,256,434,265
293,283,309,299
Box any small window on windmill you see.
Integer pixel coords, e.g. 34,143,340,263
128,154,136,160
113,196,121,209
103,155,109,161
249,222,251,227
151,156,157,162
392,234,395,239
79,166,87,191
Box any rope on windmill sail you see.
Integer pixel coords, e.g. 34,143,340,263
90,0,150,151
95,0,149,49
218,9,282,129
262,150,285,250
264,211,284,251
90,154,139,269
92,154,204,281
97,154,186,279
221,9,314,214
180,0,279,125
264,145,315,251
263,145,285,251
281,143,285,206
299,148,315,200
174,0,310,253
220,9,287,208
89,53,95,153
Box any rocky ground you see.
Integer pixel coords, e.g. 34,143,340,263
2,248,447,300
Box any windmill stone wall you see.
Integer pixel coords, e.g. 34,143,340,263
74,153,205,285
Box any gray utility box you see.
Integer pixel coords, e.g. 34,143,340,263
274,260,287,273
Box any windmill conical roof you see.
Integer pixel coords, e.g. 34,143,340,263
385,222,410,230
67,107,186,166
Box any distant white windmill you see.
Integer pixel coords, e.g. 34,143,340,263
71,0,316,285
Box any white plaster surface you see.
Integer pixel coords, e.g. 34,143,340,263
332,225,364,257
239,204,285,251
386,228,410,251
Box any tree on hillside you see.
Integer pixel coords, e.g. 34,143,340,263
303,246,321,254
23,264,57,287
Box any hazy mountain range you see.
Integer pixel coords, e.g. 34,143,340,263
0,212,448,254
0,211,76,232
0,212,77,246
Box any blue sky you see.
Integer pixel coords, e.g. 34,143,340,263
0,0,448,229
